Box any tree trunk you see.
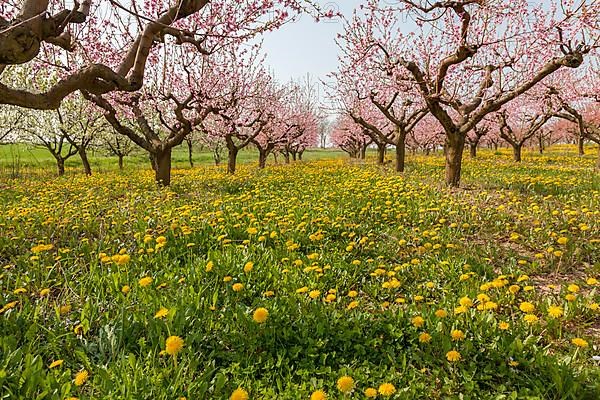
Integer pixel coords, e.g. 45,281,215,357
149,153,157,172
395,134,406,173
578,136,585,156
118,154,124,170
596,145,600,171
469,143,477,159
227,146,238,174
377,144,385,165
360,144,367,159
538,137,544,154
258,149,268,169
298,151,304,161
291,151,297,161
283,150,290,164
213,147,221,165
56,158,65,176
79,148,92,176
154,148,172,186
444,134,465,187
512,144,522,162
187,139,194,167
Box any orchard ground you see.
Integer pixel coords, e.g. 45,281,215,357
0,145,599,399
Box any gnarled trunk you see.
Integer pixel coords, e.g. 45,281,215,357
79,148,92,176
376,143,385,165
118,154,124,170
227,146,238,174
155,148,172,186
469,143,477,159
360,144,367,160
395,134,406,173
578,136,585,156
258,149,268,169
512,144,522,162
444,133,465,187
56,158,65,176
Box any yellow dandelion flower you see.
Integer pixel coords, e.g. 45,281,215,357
547,305,563,318
419,332,432,343
571,338,588,348
138,277,153,287
435,309,448,318
523,314,538,324
253,307,268,323
567,284,579,293
451,329,465,341
165,335,184,356
411,316,425,328
243,262,254,273
378,383,396,396
498,321,510,330
364,387,378,398
446,350,461,362
232,283,244,292
519,302,535,313
154,307,169,319
337,376,354,393
230,388,249,400
310,390,327,400
74,370,89,386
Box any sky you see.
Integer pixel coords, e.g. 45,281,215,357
261,1,364,85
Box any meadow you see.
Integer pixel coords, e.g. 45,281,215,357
0,146,599,399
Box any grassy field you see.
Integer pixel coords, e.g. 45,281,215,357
0,145,599,399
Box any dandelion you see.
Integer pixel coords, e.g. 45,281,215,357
337,375,354,393
567,284,580,293
547,305,563,318
498,321,510,330
348,290,358,298
74,370,89,386
121,285,130,294
206,261,214,272
571,338,588,348
310,390,327,400
378,383,396,396
364,387,378,398
230,388,249,400
519,302,535,313
347,301,359,310
154,307,169,319
39,288,51,297
586,277,598,286
48,359,64,368
253,307,268,323
435,309,448,318
451,329,465,341
411,316,425,328
557,237,568,245
446,350,461,362
243,262,254,273
523,314,538,324
165,335,184,355
419,332,432,343
139,276,153,287
459,296,473,307
232,283,244,292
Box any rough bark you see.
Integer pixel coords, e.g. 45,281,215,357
395,134,406,172
512,144,522,162
227,146,238,174
578,136,585,156
377,144,386,165
56,157,65,176
79,148,92,175
187,138,194,167
258,149,268,169
118,154,124,170
469,143,477,159
155,148,172,186
445,133,465,187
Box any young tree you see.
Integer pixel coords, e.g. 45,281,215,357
103,132,135,170
345,0,597,186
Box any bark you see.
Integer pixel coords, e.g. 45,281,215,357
298,151,304,161
444,133,465,187
512,144,522,162
395,134,406,172
56,157,65,176
360,144,367,160
377,144,386,165
118,154,124,170
596,145,600,171
283,151,290,164
187,139,194,167
291,151,297,161
578,136,585,156
538,136,544,154
149,153,157,172
227,146,238,174
469,143,477,159
258,149,268,169
79,148,92,175
154,148,172,186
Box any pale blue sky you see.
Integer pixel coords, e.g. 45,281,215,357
261,1,364,84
